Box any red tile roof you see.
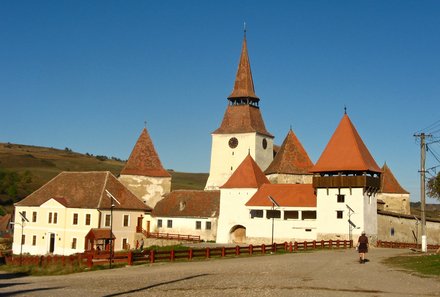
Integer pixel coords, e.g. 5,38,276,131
228,35,259,100
265,129,314,175
85,228,115,240
310,114,381,173
246,184,316,207
212,104,273,137
380,163,409,194
221,154,270,189
15,171,151,211
120,128,171,177
0,214,12,232
152,190,220,218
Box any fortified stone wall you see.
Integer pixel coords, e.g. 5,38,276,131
378,212,440,245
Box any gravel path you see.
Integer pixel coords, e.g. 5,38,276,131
1,248,439,297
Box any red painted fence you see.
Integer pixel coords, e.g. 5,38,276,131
376,240,440,250
144,231,201,242
5,239,352,268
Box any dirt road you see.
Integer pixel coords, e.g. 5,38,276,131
1,248,439,297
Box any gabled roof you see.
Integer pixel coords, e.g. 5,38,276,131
212,104,273,137
85,228,115,240
120,128,171,177
310,114,381,173
228,35,259,101
246,184,316,207
265,129,314,175
221,154,270,189
152,190,220,218
15,171,151,211
380,163,409,194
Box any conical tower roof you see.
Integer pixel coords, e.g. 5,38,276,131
265,129,314,175
380,163,409,194
227,34,259,102
221,154,270,188
120,128,170,177
311,114,381,173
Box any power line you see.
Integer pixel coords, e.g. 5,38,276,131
415,119,440,134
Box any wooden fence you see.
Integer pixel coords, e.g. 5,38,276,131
376,240,440,250
144,231,201,242
5,239,352,268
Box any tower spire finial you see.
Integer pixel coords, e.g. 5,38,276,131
344,106,347,115
144,120,147,129
244,21,246,38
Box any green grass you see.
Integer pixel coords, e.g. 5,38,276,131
383,253,440,276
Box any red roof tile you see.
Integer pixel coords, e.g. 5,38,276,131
246,184,316,207
120,128,171,177
152,190,220,218
228,35,259,100
15,171,151,211
380,163,409,194
265,129,314,175
213,104,273,137
310,114,381,173
221,154,270,188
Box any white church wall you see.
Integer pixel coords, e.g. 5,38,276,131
216,188,257,243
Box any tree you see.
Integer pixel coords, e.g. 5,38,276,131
427,172,440,201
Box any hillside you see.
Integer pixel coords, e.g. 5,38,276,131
0,142,208,211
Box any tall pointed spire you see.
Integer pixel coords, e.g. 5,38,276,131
227,31,259,104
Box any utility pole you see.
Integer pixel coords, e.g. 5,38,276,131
415,132,430,252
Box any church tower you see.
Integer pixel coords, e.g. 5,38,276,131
205,32,274,190
119,127,171,208
310,113,381,242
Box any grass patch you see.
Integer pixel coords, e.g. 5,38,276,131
383,253,440,276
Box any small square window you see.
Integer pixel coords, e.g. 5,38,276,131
21,234,25,245
32,212,37,223
195,221,201,230
48,212,53,224
157,219,162,228
337,194,345,203
205,221,211,230
32,235,36,246
53,213,58,224
336,211,343,219
167,220,172,228
72,238,77,249
250,209,263,218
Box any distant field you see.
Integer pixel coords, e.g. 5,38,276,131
0,142,207,211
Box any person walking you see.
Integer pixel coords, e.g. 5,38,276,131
356,231,369,264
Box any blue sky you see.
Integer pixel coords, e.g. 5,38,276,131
1,1,440,203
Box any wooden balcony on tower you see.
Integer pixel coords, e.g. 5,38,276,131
313,174,380,189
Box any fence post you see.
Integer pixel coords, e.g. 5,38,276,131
294,241,298,251
313,240,316,249
262,244,266,254
170,250,175,261
235,245,240,256
150,250,155,263
128,251,133,265
206,247,211,259
87,254,93,268
221,247,225,257
329,240,333,248
188,248,193,260
249,244,253,255
304,241,307,250
289,241,293,253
